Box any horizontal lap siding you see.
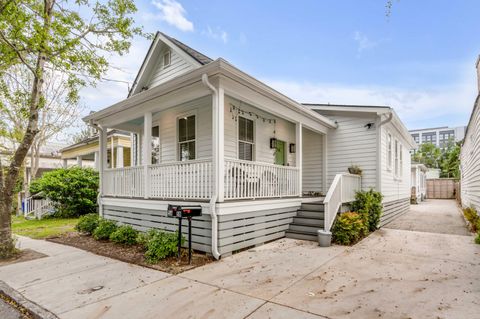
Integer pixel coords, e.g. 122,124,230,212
380,123,411,204
154,96,212,162
315,111,377,190
380,198,410,226
461,97,480,211
103,205,212,253
302,128,323,193
147,48,195,89
224,96,296,166
217,206,299,255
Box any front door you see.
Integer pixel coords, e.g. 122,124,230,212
275,140,286,166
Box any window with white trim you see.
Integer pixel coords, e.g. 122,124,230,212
399,143,403,177
387,133,392,170
394,139,399,177
238,116,254,161
178,115,195,161
163,51,171,68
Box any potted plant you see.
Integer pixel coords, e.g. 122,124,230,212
348,165,362,176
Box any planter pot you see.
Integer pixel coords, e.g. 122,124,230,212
317,230,332,247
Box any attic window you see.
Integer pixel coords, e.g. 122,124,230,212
163,51,171,68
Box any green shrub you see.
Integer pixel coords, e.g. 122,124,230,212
475,232,480,245
75,213,100,235
92,219,117,240
463,207,479,232
140,229,184,263
109,225,139,245
350,189,384,232
332,212,368,245
29,167,99,217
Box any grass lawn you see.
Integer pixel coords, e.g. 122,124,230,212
12,216,79,239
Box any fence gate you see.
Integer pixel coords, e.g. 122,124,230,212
426,178,458,199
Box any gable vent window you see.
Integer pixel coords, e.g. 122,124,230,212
163,51,171,68
238,116,254,161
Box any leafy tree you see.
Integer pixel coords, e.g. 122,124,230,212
412,142,442,168
440,140,461,179
0,0,143,257
29,167,99,217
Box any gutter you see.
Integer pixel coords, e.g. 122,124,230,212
201,73,221,260
376,111,393,192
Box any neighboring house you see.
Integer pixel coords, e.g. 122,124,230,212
84,32,415,258
411,163,427,203
306,104,416,225
409,125,466,149
60,130,131,170
460,55,480,211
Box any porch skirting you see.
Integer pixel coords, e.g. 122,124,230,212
101,198,301,257
380,197,410,227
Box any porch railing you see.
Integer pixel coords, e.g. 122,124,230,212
148,159,212,200
23,197,55,220
104,166,145,198
224,158,300,200
323,173,361,232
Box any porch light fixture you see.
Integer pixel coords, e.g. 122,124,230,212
270,138,277,149
289,143,296,153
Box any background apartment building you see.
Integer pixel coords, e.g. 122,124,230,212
409,126,466,149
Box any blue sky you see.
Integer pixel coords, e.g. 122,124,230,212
82,0,480,130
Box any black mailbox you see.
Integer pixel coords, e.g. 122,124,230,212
167,205,202,218
167,204,202,264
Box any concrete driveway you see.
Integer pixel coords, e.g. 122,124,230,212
1,200,479,318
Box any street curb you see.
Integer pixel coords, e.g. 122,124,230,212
0,280,58,319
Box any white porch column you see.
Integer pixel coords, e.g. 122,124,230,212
143,112,152,199
322,134,328,193
116,146,124,168
295,123,303,196
62,159,68,168
212,85,225,202
99,127,107,205
94,151,99,170
76,156,82,167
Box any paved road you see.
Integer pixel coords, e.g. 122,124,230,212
0,200,478,318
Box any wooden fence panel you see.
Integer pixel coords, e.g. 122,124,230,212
426,178,458,199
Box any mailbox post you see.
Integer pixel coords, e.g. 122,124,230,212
167,205,202,264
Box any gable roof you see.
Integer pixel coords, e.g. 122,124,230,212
160,32,212,65
128,32,213,97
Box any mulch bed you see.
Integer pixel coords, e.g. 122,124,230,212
0,249,47,267
48,232,214,274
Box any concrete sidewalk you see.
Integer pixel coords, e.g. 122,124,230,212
1,200,479,318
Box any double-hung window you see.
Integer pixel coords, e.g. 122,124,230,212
387,133,392,170
394,139,399,177
238,116,254,161
178,115,195,161
399,143,403,177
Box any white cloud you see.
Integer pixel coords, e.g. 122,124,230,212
353,31,376,53
265,79,477,128
202,26,228,44
151,0,194,32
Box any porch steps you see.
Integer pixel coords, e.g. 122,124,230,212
285,201,325,242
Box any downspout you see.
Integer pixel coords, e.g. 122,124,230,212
202,74,221,260
376,111,393,192
88,121,104,217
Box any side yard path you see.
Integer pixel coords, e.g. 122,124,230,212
0,199,479,318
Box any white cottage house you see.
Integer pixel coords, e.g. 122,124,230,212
84,32,415,258
411,163,427,203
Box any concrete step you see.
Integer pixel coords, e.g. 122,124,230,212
289,224,323,233
285,230,318,241
301,203,325,212
292,217,324,227
296,210,325,219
